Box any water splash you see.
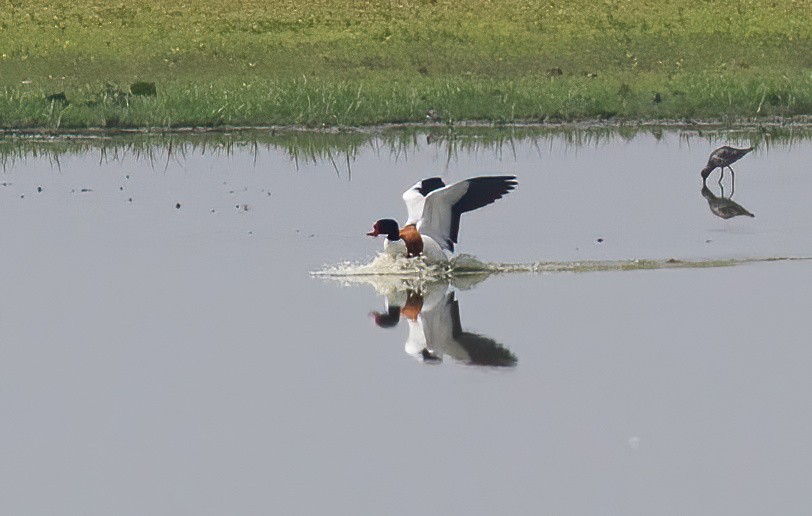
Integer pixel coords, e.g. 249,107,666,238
312,253,812,286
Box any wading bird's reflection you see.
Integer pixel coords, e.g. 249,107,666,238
701,180,755,219
371,281,517,367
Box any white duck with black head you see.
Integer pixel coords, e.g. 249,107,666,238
367,175,518,262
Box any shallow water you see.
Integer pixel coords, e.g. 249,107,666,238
2,129,812,515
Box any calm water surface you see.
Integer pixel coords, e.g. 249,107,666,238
2,130,812,515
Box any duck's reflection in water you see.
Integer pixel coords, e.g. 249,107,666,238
371,280,517,367
701,180,755,220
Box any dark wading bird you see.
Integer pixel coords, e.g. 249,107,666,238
701,183,755,219
367,176,518,262
701,146,754,182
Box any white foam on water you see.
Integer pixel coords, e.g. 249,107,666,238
312,254,812,288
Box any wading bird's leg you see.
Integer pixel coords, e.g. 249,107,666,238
730,170,735,197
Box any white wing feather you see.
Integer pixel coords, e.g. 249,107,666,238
402,182,426,226
421,292,457,355
416,181,470,251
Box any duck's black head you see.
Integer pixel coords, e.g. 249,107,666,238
366,219,401,240
370,306,401,328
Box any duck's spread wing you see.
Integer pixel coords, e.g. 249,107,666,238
422,292,517,366
418,175,517,251
402,177,446,226
420,292,457,356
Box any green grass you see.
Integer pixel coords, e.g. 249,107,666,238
0,0,811,129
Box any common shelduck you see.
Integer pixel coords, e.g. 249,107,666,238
367,175,518,261
701,146,754,181
371,282,517,366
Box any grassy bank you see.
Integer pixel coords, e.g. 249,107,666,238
0,0,811,129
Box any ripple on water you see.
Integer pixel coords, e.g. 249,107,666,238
312,254,812,290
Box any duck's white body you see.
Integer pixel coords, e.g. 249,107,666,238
383,235,448,263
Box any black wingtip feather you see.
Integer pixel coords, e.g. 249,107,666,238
448,175,518,246
418,177,446,197
449,294,517,367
